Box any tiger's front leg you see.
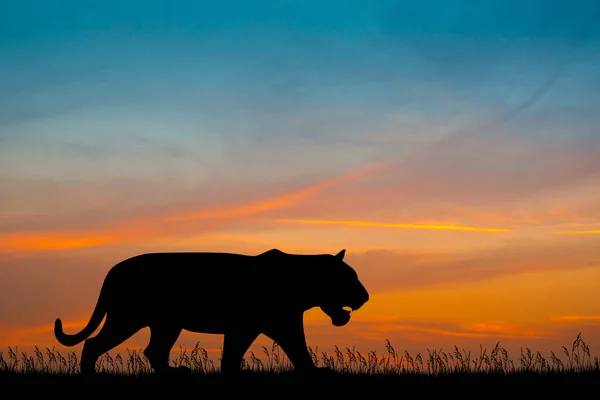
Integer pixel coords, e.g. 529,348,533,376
263,313,316,372
221,330,260,375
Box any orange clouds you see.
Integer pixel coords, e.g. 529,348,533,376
369,322,490,339
276,219,513,233
0,165,381,253
461,322,550,339
2,319,89,346
161,163,382,222
541,222,600,228
555,230,600,235
1,151,597,256
310,316,552,341
0,224,167,254
0,232,116,253
348,238,600,295
11,319,87,337
553,315,600,321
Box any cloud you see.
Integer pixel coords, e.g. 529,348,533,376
347,236,600,293
553,315,600,322
364,322,488,339
543,222,600,228
0,232,116,252
309,135,600,228
349,317,551,340
260,128,600,232
555,230,600,235
162,163,382,222
391,136,600,205
5,319,88,342
0,164,381,253
276,218,512,233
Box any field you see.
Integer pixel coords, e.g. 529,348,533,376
2,333,599,389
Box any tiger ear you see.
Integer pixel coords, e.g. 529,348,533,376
335,249,346,260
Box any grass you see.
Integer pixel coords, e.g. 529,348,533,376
1,333,599,386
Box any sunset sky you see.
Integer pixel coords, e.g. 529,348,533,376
2,0,600,365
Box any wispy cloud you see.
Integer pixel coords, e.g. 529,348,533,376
337,317,551,340
1,319,89,346
162,164,382,222
461,321,551,339
540,222,600,228
553,315,600,321
277,219,512,233
349,238,600,293
380,136,600,208
554,230,600,235
270,134,600,233
0,232,116,252
0,165,381,253
369,323,489,339
9,319,88,338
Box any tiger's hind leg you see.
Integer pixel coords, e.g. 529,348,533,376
144,324,184,375
80,313,143,375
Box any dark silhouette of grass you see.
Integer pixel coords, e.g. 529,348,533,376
2,334,599,386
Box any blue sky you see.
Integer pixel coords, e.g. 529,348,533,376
2,0,599,218
3,1,599,141
1,0,599,235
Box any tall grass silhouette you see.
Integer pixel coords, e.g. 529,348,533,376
2,333,598,379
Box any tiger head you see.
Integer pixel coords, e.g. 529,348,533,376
318,249,369,327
